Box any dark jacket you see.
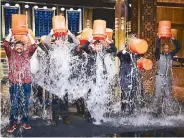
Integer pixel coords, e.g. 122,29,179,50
81,41,117,79
117,50,138,92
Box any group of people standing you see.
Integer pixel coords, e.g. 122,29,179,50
3,27,180,133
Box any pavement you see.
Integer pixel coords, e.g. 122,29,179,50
1,110,184,137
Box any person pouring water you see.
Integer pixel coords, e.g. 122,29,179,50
3,29,37,133
44,28,79,126
153,34,180,116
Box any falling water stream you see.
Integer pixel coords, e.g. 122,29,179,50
1,41,184,137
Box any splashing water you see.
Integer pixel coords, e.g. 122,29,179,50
1,39,184,137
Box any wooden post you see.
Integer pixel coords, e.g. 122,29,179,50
115,0,125,51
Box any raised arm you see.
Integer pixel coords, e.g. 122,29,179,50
27,30,37,56
81,35,93,52
155,38,161,61
170,37,181,58
44,29,53,49
106,39,117,53
67,30,80,46
3,29,13,57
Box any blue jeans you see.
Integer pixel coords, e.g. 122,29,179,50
9,83,31,126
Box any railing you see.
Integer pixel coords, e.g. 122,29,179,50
173,58,184,67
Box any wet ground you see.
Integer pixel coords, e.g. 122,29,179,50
1,111,184,137
1,91,184,137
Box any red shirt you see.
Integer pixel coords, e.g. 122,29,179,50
3,41,37,84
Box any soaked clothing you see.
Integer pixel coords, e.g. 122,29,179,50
3,40,37,126
81,41,117,82
155,39,180,98
117,50,139,114
3,41,37,84
153,39,180,115
32,43,51,106
52,94,69,122
9,82,31,125
44,33,79,122
81,41,117,120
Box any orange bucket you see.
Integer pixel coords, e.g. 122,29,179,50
12,14,28,35
129,38,148,54
158,21,172,39
81,28,93,40
14,29,34,45
79,39,88,46
137,58,153,70
52,15,66,34
106,28,113,41
93,20,106,40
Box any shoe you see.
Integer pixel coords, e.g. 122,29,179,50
7,124,17,133
63,118,71,125
21,123,31,130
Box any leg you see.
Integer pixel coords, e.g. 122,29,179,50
60,93,70,124
76,99,81,114
21,83,31,124
165,77,172,99
9,84,20,126
80,98,85,116
52,94,60,126
153,75,164,115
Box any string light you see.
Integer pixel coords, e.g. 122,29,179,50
60,7,65,11
15,4,19,7
34,5,38,9
52,7,56,10
43,6,47,10
24,5,29,9
5,3,10,7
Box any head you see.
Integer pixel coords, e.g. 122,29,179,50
93,40,103,52
124,42,130,51
14,41,24,54
54,36,68,45
162,43,170,54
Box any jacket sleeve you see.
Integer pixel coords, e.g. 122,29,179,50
68,33,80,47
155,38,161,61
106,43,117,53
28,44,38,57
3,40,12,57
44,34,52,50
117,50,122,59
38,43,49,54
81,41,90,52
170,39,181,58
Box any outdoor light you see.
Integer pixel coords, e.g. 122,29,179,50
34,5,38,9
15,4,19,7
52,7,56,10
5,3,10,7
69,8,73,11
43,6,47,9
77,8,81,12
24,4,29,9
60,7,65,11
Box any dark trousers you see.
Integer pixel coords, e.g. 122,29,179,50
9,83,31,126
76,98,85,115
120,77,137,114
52,93,68,121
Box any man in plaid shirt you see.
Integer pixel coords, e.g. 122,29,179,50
3,29,37,133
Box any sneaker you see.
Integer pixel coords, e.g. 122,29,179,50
21,123,31,129
7,124,17,133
